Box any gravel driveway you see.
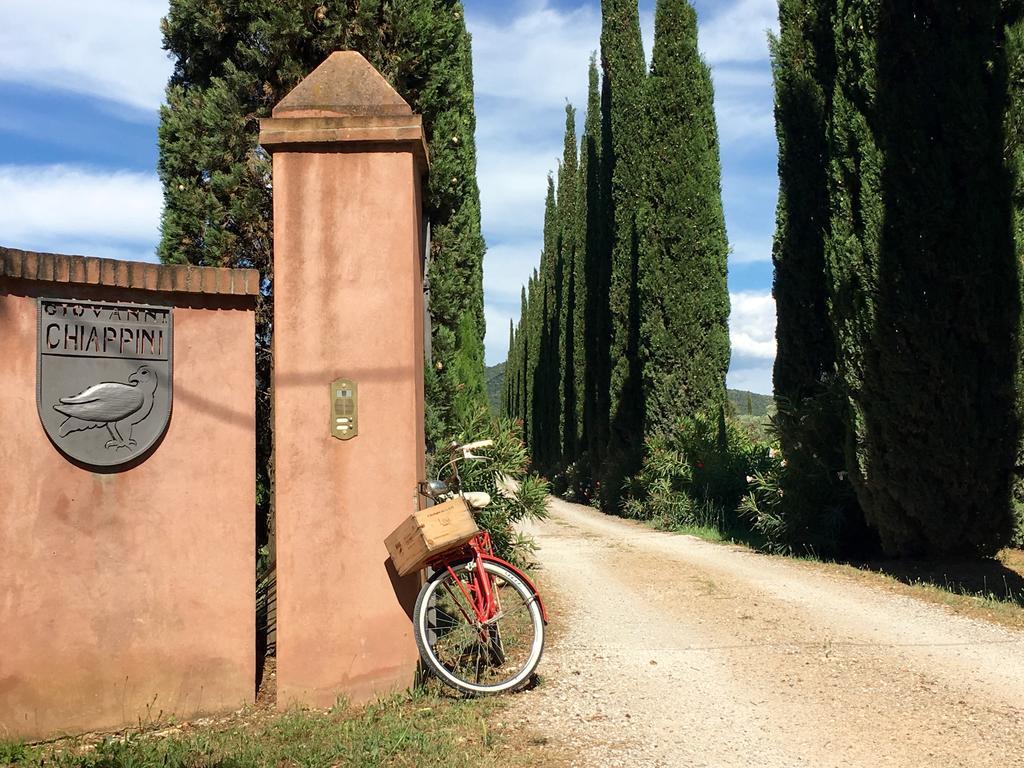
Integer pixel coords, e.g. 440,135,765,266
504,497,1024,767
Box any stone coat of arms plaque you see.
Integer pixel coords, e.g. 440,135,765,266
37,298,173,468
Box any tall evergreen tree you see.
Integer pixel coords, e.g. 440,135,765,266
535,176,561,470
505,318,515,416
158,2,488,537
518,285,530,435
770,0,863,554
601,0,648,505
525,268,541,452
574,58,601,469
827,0,1019,555
558,105,581,463
1005,1,1024,545
418,2,488,437
639,0,730,435
585,54,614,487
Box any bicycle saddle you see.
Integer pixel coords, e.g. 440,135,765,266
462,491,491,509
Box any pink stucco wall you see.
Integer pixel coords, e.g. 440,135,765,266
0,277,256,741
272,147,425,708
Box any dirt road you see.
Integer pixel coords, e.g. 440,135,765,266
505,497,1024,768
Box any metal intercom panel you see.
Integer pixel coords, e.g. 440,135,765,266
330,378,358,440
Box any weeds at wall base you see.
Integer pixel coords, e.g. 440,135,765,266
0,683,549,768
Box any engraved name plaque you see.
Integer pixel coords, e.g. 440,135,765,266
37,298,173,468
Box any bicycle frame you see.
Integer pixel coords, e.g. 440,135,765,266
426,531,548,625
422,440,548,626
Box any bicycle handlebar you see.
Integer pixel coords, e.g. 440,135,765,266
449,439,494,453
440,439,494,492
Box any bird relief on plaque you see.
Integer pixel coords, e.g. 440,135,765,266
37,298,173,468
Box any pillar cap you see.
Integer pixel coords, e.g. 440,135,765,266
260,51,428,169
272,51,412,119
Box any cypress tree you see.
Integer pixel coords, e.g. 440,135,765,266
558,105,580,463
574,59,601,470
1005,2,1024,545
584,54,614,488
519,285,529,435
770,0,863,555
526,268,541,452
827,0,1019,555
419,2,488,436
536,176,561,471
158,2,488,510
639,0,730,436
601,0,648,505
505,318,515,417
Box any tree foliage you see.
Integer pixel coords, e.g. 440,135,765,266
639,0,730,434
770,0,866,556
826,0,1019,555
558,105,580,463
601,0,649,503
158,0,488,545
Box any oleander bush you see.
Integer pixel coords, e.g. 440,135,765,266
621,410,772,534
1013,501,1024,549
435,405,549,566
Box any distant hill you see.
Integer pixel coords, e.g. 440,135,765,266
728,389,774,417
485,362,505,413
485,361,771,417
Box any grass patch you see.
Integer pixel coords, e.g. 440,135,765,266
2,687,551,768
0,742,26,766
651,519,725,542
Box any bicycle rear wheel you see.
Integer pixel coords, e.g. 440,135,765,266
414,559,544,695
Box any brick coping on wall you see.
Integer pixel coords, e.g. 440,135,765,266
0,246,260,297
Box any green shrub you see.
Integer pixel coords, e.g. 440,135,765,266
744,390,870,558
622,410,772,534
1013,500,1024,549
571,453,594,502
738,447,848,557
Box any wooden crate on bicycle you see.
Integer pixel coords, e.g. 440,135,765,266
385,496,479,576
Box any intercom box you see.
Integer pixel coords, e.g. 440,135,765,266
385,497,479,576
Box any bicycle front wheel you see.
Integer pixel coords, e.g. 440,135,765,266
414,560,544,695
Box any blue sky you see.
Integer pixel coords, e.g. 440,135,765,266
0,0,779,394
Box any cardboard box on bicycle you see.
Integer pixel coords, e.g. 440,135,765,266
385,496,479,577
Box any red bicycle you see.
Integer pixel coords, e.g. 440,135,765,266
413,440,548,695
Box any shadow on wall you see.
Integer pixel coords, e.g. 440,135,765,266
274,366,418,388
175,383,254,430
384,557,419,622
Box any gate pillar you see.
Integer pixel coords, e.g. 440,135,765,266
260,52,427,707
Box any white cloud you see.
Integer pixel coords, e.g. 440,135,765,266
484,242,541,301
0,165,162,259
469,5,600,111
0,0,171,113
730,234,773,265
484,304,517,365
729,290,776,360
715,98,775,143
483,241,541,365
727,289,776,394
476,136,562,243
699,0,779,65
722,171,779,205
711,66,773,90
